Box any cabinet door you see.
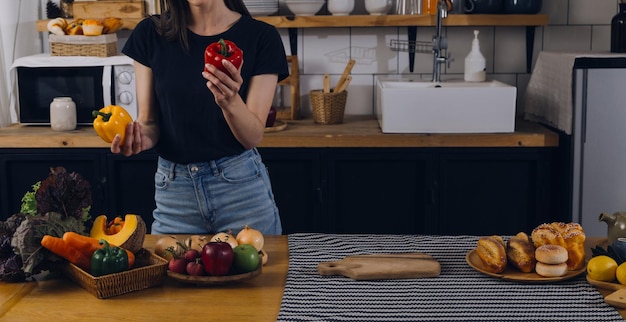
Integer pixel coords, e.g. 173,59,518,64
105,151,158,232
437,148,551,235
326,149,433,234
0,149,105,221
259,148,323,234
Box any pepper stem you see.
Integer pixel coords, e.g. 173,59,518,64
218,38,228,57
92,110,112,122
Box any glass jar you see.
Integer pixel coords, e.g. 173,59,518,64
60,0,73,19
50,97,76,131
611,1,626,53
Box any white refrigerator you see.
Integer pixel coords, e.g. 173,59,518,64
571,60,626,238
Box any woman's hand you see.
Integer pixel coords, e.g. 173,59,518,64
110,121,157,156
202,59,244,110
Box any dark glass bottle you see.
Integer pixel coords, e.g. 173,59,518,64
611,2,626,53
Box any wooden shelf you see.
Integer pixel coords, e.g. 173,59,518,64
36,14,548,32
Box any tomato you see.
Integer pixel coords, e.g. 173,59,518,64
201,242,233,276
232,244,260,274
168,257,187,274
186,259,206,276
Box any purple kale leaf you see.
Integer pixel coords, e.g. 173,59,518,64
35,167,92,221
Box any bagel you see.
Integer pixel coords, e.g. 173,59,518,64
535,244,568,264
535,262,568,277
531,222,585,270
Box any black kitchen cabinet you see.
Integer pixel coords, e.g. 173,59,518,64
0,149,105,221
0,147,559,235
436,148,555,236
325,149,433,234
105,151,158,231
261,148,323,233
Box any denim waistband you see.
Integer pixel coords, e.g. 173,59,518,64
158,148,259,179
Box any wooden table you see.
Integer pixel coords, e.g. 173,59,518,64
0,236,623,321
0,235,288,321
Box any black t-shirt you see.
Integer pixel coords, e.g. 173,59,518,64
122,15,288,164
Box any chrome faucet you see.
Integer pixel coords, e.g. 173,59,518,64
432,0,451,82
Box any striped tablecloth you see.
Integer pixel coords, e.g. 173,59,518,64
277,233,623,322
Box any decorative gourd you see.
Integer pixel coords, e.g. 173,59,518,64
90,214,146,253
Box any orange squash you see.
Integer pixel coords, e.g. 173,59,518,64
90,214,146,253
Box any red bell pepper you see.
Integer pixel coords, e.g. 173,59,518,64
204,38,243,75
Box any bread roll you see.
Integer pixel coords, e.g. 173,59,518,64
535,244,568,264
535,262,568,277
476,236,507,273
82,19,104,36
506,232,536,273
531,222,586,270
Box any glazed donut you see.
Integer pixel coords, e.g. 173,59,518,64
535,262,568,277
535,244,568,264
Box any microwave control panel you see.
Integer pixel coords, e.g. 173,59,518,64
113,64,138,121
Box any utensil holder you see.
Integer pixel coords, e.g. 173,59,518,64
310,90,348,125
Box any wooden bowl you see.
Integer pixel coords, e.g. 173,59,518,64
166,263,262,285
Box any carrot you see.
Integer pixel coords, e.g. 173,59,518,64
40,235,92,272
62,232,135,269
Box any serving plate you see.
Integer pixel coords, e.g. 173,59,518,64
167,264,262,285
264,120,287,133
466,249,586,283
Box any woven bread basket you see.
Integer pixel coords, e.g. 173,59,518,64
49,34,117,57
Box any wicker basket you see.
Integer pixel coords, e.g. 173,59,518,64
61,249,168,299
49,34,117,57
310,90,348,125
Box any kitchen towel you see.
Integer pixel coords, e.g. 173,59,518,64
523,51,626,135
278,233,623,322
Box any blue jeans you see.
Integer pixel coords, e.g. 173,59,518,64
151,149,282,235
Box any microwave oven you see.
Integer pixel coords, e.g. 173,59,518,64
12,54,138,125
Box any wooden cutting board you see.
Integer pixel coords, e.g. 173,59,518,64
587,275,626,309
317,253,440,280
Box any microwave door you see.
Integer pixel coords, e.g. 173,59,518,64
102,65,113,107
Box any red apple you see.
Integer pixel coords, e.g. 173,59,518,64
201,241,234,276
266,106,277,127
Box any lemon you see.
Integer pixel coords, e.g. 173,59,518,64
587,255,618,282
617,262,626,285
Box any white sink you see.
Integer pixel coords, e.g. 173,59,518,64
375,76,517,133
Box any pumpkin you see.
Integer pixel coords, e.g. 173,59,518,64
90,214,146,253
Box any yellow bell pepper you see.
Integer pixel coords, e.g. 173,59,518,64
92,105,133,143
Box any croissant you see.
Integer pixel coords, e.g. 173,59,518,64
102,17,123,34
47,17,67,35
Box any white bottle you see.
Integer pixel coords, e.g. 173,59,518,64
464,30,486,82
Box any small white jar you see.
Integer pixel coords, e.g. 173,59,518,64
328,0,355,16
50,97,77,131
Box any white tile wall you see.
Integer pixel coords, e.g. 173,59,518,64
277,0,621,117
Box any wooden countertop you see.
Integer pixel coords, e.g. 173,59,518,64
0,236,623,321
0,116,558,148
